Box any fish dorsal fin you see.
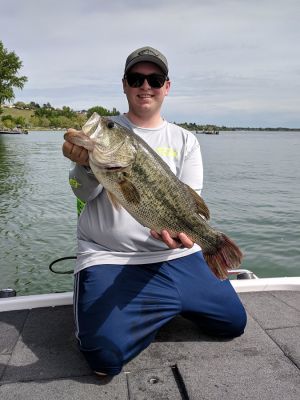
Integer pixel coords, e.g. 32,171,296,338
186,185,210,220
107,191,122,210
119,178,141,205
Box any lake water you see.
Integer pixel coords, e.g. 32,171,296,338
0,130,299,295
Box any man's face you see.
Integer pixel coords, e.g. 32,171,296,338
123,62,171,117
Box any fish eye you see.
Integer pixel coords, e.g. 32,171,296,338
107,121,114,129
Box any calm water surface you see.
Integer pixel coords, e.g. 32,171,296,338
0,130,299,295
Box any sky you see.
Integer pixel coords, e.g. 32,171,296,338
1,0,300,127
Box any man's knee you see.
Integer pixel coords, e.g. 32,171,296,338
224,304,247,338
81,345,124,376
204,302,247,339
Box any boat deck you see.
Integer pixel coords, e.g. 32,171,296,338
0,290,299,399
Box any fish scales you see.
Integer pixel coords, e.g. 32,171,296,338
100,145,210,241
65,113,243,279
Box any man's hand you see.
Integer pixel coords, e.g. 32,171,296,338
150,229,194,249
62,129,89,166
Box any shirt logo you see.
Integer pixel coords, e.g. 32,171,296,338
69,178,81,189
139,49,157,56
155,147,178,159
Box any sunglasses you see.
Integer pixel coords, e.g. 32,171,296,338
124,73,168,88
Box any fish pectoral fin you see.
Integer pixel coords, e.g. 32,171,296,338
107,191,122,210
119,178,141,205
186,185,210,220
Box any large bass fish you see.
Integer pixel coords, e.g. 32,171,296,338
65,113,243,279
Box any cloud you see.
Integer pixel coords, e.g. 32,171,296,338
1,0,300,127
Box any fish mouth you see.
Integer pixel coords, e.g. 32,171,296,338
103,166,125,171
90,158,132,171
91,160,131,170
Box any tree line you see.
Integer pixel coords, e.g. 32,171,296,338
1,102,120,130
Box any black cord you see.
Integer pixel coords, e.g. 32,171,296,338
49,256,77,274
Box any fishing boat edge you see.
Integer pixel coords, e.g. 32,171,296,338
0,276,299,312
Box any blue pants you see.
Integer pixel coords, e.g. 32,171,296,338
74,252,247,375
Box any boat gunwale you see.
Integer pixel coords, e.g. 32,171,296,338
0,277,299,312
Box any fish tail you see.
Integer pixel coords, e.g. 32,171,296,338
203,233,243,280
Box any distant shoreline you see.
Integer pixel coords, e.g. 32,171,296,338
219,127,300,132
18,127,300,133
178,123,300,132
1,105,299,132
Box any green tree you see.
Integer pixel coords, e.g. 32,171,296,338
14,116,26,127
39,116,50,128
29,101,40,109
61,106,77,119
0,41,27,113
86,106,120,119
1,114,13,129
73,113,86,129
43,102,53,109
14,101,26,109
2,116,14,129
29,115,40,127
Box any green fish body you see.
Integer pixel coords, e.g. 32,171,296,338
65,113,243,279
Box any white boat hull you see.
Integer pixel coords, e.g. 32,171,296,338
0,276,299,312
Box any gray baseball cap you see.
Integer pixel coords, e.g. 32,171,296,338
124,46,168,76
